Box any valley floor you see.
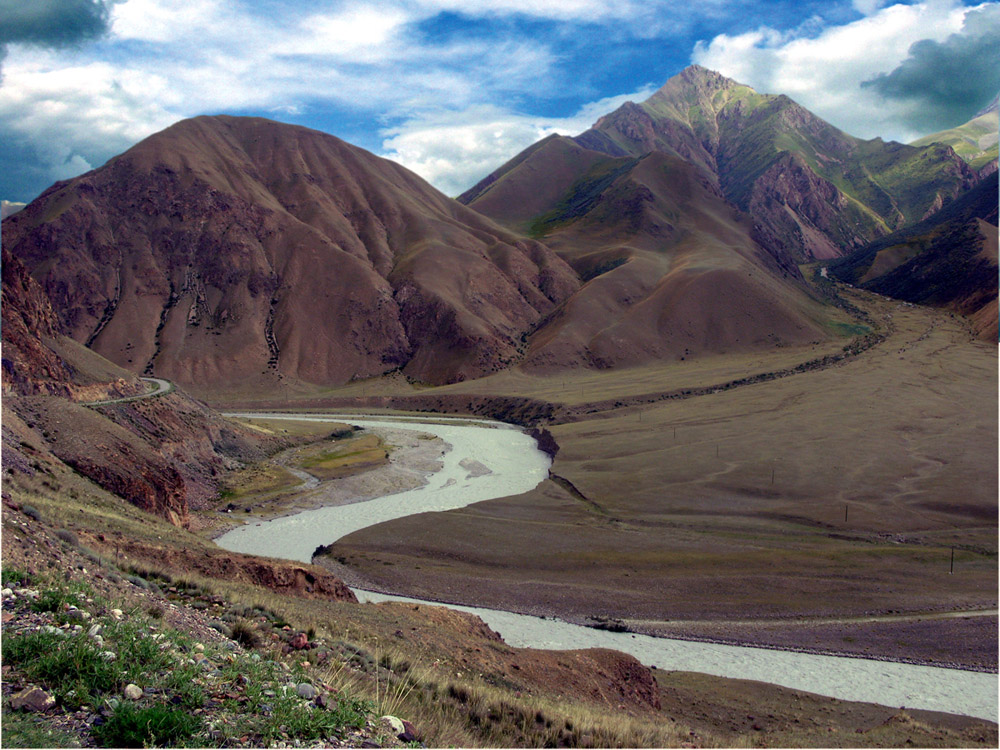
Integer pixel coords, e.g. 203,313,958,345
277,289,998,671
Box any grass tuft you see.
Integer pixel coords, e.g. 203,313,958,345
92,703,202,748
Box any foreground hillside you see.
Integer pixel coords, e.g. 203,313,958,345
4,417,997,748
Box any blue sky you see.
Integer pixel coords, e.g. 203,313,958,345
1,0,997,204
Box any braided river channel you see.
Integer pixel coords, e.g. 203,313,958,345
215,413,997,722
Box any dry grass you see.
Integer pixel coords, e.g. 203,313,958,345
325,291,997,663
297,433,388,480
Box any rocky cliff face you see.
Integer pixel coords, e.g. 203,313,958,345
3,116,579,392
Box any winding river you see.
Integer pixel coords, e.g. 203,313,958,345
216,413,998,723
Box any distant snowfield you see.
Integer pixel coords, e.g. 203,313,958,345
216,413,998,723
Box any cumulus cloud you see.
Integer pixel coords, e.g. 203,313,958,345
380,87,657,196
861,3,1000,132
0,0,112,48
691,1,986,142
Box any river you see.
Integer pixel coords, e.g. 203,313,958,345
215,412,998,722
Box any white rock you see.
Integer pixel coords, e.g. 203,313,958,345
101,651,117,662
88,624,102,637
124,684,142,701
110,608,124,620
382,716,405,734
1,588,12,597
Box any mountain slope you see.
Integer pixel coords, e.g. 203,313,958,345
3,116,579,392
911,96,999,173
465,66,979,264
829,177,998,340
462,135,836,371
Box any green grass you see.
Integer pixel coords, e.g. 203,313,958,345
0,709,79,748
2,630,122,709
92,703,202,748
2,568,32,587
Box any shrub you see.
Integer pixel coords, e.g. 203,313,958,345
31,587,81,613
21,505,42,522
92,703,201,748
1,568,30,587
229,619,259,648
146,603,165,619
55,529,79,546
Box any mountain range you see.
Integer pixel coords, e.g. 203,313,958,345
3,66,996,395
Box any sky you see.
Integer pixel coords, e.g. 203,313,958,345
0,0,997,204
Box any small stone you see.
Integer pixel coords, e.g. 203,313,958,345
124,684,143,701
101,651,117,661
88,624,102,637
296,683,316,700
12,687,55,712
381,716,405,735
193,643,205,653
110,609,123,620
2,588,12,597
289,633,308,650
93,635,104,647
399,719,418,742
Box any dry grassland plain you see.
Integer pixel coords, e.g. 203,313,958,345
315,289,997,669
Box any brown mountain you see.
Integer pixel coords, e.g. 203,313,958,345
829,176,999,340
1,245,292,527
3,115,579,392
499,146,834,371
463,66,979,265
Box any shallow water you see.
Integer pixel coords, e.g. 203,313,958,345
214,413,550,563
216,412,998,722
357,589,998,722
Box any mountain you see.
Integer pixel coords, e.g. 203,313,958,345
911,96,999,173
3,116,579,392
471,141,835,371
1,245,141,401
828,176,998,340
463,66,980,265
1,243,293,525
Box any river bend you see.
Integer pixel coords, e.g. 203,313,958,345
215,413,998,723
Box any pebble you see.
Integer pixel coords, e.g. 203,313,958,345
194,643,205,652
110,609,123,620
1,588,12,597
296,683,316,700
88,624,102,637
101,651,117,662
124,684,143,701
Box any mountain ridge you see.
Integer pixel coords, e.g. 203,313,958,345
3,115,580,392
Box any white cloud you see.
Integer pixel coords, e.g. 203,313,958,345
691,0,974,142
380,87,657,196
